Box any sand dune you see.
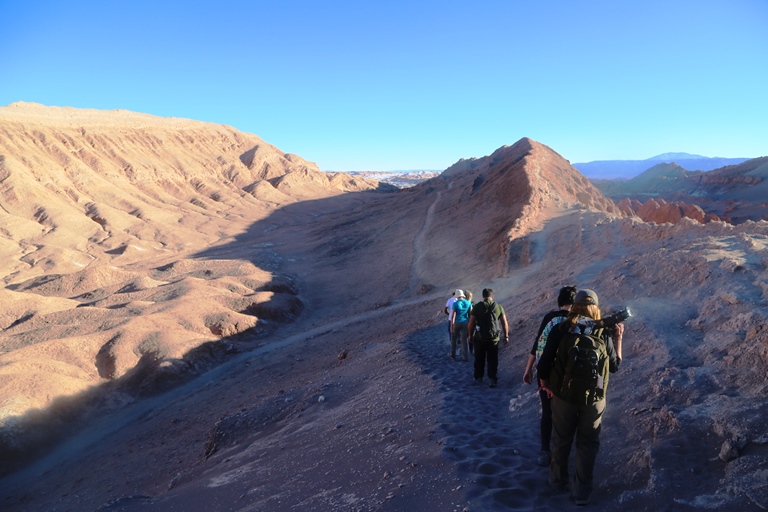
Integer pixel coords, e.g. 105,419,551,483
0,104,767,511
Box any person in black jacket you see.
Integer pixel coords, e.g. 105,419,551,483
522,286,576,466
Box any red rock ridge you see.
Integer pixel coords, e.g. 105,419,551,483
410,137,619,280
617,197,721,224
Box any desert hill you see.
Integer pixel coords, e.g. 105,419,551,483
0,102,389,450
0,104,767,511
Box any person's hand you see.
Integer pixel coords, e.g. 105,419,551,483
614,323,625,339
503,335,510,345
539,382,554,399
523,370,533,384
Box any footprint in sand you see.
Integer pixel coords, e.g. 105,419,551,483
404,323,576,511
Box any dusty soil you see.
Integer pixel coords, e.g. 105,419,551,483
1,104,767,511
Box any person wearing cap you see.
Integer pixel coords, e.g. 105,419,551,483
443,289,460,349
536,289,624,506
467,288,509,387
523,286,577,467
450,289,472,361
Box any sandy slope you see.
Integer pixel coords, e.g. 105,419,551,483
0,102,384,437
1,104,767,511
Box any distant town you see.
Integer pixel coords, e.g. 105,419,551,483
347,170,441,188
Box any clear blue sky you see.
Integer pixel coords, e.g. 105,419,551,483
1,0,766,171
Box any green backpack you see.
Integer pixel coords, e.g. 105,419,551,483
551,325,611,405
475,301,502,342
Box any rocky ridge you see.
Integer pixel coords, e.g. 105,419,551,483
594,157,768,224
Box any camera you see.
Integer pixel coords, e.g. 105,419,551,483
598,307,632,328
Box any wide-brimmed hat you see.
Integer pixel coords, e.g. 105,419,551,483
455,289,465,298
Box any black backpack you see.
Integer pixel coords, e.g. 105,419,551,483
552,325,610,405
476,301,502,341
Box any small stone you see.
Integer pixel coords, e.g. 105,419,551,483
718,438,739,462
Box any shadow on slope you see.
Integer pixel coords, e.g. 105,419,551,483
0,269,304,478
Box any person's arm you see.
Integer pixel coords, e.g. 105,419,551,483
614,323,624,360
501,311,510,345
536,322,564,396
450,310,457,330
526,315,552,383
467,314,476,339
523,354,535,384
608,323,624,372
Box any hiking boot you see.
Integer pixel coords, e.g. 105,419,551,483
473,377,483,385
548,480,567,494
537,450,551,467
488,378,498,388
574,496,591,506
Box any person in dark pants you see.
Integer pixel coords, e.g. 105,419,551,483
523,286,577,466
467,288,509,388
537,289,624,506
443,289,459,350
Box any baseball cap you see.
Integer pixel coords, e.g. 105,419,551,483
575,289,598,306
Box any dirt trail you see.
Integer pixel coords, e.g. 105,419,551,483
0,282,450,494
403,323,571,511
407,181,453,294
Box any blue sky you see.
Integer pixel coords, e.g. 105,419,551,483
1,0,766,172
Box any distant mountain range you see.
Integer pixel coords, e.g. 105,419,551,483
573,153,752,179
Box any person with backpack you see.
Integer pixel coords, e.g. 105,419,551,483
443,289,460,350
522,286,577,467
450,290,472,361
465,290,475,355
467,288,509,388
536,289,624,506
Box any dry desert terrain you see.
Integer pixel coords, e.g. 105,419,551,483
0,103,767,511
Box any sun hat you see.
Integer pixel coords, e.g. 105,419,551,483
455,289,465,298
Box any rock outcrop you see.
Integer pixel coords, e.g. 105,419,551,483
594,156,768,224
617,197,721,224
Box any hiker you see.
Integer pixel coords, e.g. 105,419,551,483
537,289,624,506
523,286,577,467
443,289,459,348
465,290,474,354
450,289,472,361
467,288,509,388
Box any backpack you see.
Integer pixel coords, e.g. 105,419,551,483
551,323,610,405
475,301,502,341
